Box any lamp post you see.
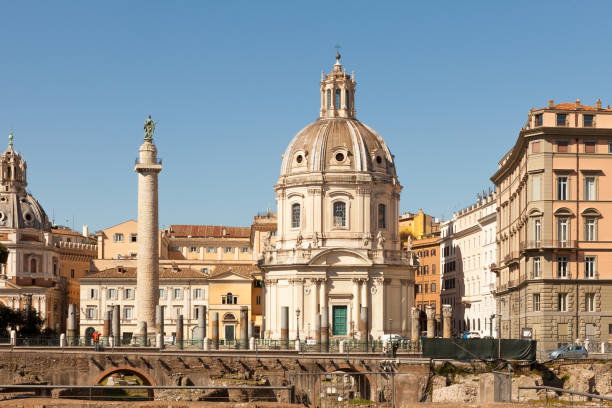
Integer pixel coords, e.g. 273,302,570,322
351,321,355,340
296,308,300,341
388,318,393,334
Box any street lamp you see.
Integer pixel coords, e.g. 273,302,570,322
351,321,355,340
295,308,301,341
388,318,393,334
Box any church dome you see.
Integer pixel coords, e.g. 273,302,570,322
0,134,50,231
281,117,396,177
280,54,396,178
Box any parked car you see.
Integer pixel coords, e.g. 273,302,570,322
548,345,588,360
381,333,402,343
462,331,481,339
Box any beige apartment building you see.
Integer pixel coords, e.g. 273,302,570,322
491,99,612,343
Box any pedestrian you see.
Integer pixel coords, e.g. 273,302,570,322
392,340,399,358
93,330,100,352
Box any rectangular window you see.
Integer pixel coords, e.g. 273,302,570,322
585,177,596,200
585,218,596,241
556,113,567,127
159,289,165,299
424,284,428,293
416,284,421,294
584,115,594,128
124,288,133,299
585,293,595,312
557,140,569,152
190,246,198,253
609,142,612,154
534,219,541,243
107,288,116,299
256,295,261,305
130,234,137,243
225,247,233,253
431,249,436,256
585,256,596,279
291,203,301,228
173,288,182,299
558,256,569,278
532,141,541,152
430,282,436,293
70,268,75,279
585,141,596,153
193,288,202,299
207,247,215,253
557,177,568,200
113,233,124,242
89,289,97,299
431,264,436,274
533,293,540,312
174,307,182,318
533,257,541,278
535,114,543,126
558,293,568,312
124,308,133,319
532,175,541,201
558,218,569,243
241,247,249,253
424,265,429,275
609,324,612,335
86,307,96,319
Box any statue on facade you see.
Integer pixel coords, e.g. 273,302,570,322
144,115,157,139
263,232,272,251
376,231,385,249
296,231,303,248
406,235,412,251
312,232,320,248
363,233,371,247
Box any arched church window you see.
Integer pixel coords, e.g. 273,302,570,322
345,90,350,110
335,89,341,110
291,203,300,229
333,202,346,227
378,204,387,229
327,89,331,109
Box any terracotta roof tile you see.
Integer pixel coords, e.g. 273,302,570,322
168,225,251,238
81,264,259,281
538,102,612,112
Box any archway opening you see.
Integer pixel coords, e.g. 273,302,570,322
95,367,154,400
85,327,95,346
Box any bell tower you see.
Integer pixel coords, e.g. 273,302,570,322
0,132,27,193
320,52,356,119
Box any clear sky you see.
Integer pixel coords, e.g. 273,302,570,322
1,1,611,232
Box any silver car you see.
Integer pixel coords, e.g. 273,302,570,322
549,344,588,359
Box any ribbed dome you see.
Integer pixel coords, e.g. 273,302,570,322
0,192,50,230
280,117,396,177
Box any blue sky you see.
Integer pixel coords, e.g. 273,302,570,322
1,1,611,231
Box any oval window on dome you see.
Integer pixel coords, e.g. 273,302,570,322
296,155,303,164
24,213,32,222
335,152,345,162
376,156,382,164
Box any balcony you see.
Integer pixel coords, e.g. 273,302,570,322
520,240,577,251
503,251,520,265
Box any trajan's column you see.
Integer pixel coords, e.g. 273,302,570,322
135,115,162,330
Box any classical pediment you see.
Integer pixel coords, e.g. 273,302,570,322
309,249,372,266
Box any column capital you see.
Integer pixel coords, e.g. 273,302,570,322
264,279,278,285
442,304,453,318
425,305,436,319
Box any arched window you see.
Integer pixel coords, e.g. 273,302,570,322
378,204,386,229
327,89,331,109
291,203,300,229
333,202,346,227
345,90,350,110
335,89,341,110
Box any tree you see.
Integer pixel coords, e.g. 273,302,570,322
0,303,45,337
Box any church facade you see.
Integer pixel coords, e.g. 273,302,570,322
260,55,415,340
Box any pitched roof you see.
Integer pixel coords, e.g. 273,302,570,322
81,263,259,281
168,225,251,238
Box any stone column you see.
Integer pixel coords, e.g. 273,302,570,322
176,314,184,350
311,279,319,337
112,305,121,345
320,278,328,311
280,306,289,349
155,305,164,349
134,127,162,330
194,305,206,340
248,321,254,339
103,311,111,344
411,307,420,343
296,278,304,333
361,278,369,309
360,306,368,351
321,307,329,352
352,279,360,337
211,312,219,350
400,280,408,335
240,306,248,349
426,305,435,338
66,304,77,345
442,304,452,339
315,313,321,351
137,321,147,346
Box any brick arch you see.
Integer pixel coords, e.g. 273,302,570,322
94,365,156,387
324,366,373,401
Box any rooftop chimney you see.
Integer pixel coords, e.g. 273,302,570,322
82,225,89,237
548,99,554,108
596,98,602,110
